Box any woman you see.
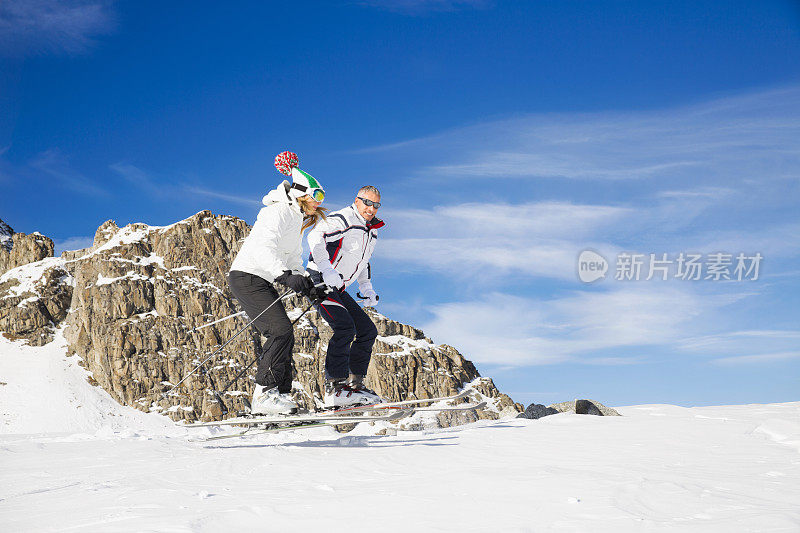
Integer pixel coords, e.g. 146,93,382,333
227,152,326,415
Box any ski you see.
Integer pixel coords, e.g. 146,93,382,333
186,408,409,428
410,401,486,412
201,421,341,441
322,389,474,415
193,409,412,442
197,402,487,442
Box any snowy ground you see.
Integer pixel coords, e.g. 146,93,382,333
1,334,799,532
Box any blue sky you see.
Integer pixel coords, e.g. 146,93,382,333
1,0,799,407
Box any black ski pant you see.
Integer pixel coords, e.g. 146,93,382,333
309,270,378,380
227,270,293,393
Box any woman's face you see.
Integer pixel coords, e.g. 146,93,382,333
300,196,320,215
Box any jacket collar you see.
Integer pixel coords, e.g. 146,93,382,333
349,204,385,229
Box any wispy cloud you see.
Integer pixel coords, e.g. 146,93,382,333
109,162,261,207
182,186,261,207
0,0,115,57
421,285,746,366
109,162,171,199
376,201,629,282
31,149,109,197
712,351,800,365
679,330,800,355
375,190,798,285
357,85,800,184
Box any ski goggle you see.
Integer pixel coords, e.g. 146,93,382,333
309,188,325,203
291,182,325,203
357,196,381,208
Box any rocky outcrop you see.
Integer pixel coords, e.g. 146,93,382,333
516,403,559,420
0,211,522,427
517,399,621,419
549,399,620,416
0,218,55,276
0,219,67,345
0,260,73,346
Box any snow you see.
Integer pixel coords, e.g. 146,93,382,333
376,334,440,357
89,225,151,257
94,271,151,286
0,257,67,298
2,334,800,531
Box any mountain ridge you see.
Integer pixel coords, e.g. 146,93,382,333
0,210,522,425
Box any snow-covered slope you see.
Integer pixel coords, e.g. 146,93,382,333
1,335,799,531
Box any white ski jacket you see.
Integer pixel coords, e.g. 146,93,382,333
306,204,384,292
229,181,304,282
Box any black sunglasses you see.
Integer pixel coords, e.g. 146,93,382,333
357,196,381,208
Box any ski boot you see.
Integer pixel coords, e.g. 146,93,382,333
348,374,383,404
250,384,298,415
324,377,374,408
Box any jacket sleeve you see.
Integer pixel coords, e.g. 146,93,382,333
253,205,293,280
288,218,304,275
307,215,345,273
357,262,374,294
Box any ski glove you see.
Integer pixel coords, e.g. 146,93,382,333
275,271,313,296
308,285,329,303
358,289,379,307
322,268,344,291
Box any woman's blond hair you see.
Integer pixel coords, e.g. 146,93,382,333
297,195,328,230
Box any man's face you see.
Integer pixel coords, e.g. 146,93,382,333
355,190,380,221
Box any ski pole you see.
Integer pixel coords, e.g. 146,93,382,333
162,288,296,398
190,279,327,333
190,311,246,333
211,301,316,416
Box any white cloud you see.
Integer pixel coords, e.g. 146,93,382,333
0,0,115,56
376,201,631,282
358,85,800,184
421,285,744,366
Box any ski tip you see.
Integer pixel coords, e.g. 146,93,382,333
454,389,472,401
386,409,414,421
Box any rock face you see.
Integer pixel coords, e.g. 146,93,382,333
0,211,522,426
0,219,67,345
0,218,55,276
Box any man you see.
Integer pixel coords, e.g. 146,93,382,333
306,185,384,407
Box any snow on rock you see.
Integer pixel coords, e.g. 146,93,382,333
0,257,67,298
